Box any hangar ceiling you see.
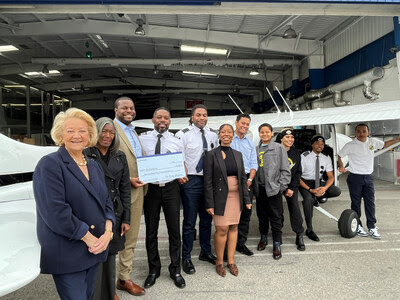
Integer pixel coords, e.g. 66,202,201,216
0,2,398,119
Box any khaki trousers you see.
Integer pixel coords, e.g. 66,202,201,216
117,196,144,280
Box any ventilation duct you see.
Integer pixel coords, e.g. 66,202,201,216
292,67,384,107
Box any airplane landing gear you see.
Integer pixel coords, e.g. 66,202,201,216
314,206,358,238
338,209,359,238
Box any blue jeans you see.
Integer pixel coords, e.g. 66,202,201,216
347,173,376,229
53,263,99,300
181,175,212,260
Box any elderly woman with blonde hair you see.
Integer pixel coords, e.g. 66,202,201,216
33,108,115,300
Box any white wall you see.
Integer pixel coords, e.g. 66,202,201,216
324,16,394,67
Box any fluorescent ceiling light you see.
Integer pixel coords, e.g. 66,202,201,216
4,85,26,88
249,68,259,76
3,85,40,91
24,71,41,76
95,34,109,48
180,45,228,55
0,45,19,52
23,70,60,77
182,71,218,77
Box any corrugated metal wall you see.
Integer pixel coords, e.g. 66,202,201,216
324,16,394,67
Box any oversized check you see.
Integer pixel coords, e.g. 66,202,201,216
137,152,186,183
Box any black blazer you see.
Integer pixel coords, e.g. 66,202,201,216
203,146,250,216
84,147,131,254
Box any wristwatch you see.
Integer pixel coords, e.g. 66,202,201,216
247,178,253,182
105,229,113,240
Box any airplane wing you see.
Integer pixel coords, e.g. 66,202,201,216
0,136,58,296
250,99,400,128
0,134,58,175
133,100,400,130
0,182,40,297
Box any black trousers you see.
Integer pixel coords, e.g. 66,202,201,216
237,174,253,246
144,180,181,276
256,187,283,243
299,179,341,230
92,254,116,300
283,188,304,235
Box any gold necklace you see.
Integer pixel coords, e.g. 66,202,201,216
73,155,87,166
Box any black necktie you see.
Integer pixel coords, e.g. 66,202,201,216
315,155,320,188
196,129,207,173
155,133,162,154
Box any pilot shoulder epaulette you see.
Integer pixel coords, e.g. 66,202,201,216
302,151,310,157
140,130,152,136
181,128,190,133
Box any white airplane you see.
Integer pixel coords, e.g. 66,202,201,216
0,135,57,297
1,100,400,296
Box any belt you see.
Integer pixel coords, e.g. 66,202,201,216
149,180,176,188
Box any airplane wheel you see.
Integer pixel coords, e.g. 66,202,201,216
338,209,358,238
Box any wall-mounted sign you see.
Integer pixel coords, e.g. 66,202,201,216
186,100,203,110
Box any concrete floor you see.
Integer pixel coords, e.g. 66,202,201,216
2,176,400,300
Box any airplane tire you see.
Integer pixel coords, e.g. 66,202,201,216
338,209,359,238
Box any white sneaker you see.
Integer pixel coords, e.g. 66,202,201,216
357,225,368,237
369,227,381,239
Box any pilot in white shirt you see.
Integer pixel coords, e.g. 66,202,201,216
176,125,218,176
138,107,186,289
299,134,341,242
175,104,218,275
338,123,400,240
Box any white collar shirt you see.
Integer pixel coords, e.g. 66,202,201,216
301,150,333,180
175,124,219,176
139,130,184,156
338,137,384,175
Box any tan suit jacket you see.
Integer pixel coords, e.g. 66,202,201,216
114,120,147,280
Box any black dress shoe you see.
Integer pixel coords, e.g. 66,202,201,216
306,229,320,241
313,199,320,207
236,244,254,256
170,274,186,289
257,235,268,251
272,241,282,260
144,273,159,288
199,252,216,265
182,259,196,274
318,197,328,204
296,234,306,251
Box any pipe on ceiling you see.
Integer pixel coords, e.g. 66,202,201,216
292,66,384,107
31,58,296,67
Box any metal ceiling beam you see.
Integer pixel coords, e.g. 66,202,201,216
34,76,250,92
31,57,295,67
0,63,107,76
0,3,399,17
0,20,319,56
31,36,58,56
102,88,261,95
151,65,280,81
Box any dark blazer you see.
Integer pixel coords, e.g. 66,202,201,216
33,146,115,275
84,147,131,254
203,146,250,216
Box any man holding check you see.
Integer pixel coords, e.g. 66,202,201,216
139,107,188,289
